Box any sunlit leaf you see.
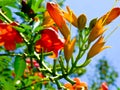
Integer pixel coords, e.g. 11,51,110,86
0,0,16,7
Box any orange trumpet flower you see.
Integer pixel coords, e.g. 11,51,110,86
64,36,76,61
35,27,64,58
87,37,110,59
0,22,23,50
47,2,70,39
89,7,120,43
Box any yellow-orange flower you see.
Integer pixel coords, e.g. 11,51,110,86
89,7,120,43
62,6,78,27
87,37,110,59
47,2,70,39
42,11,55,28
88,18,106,43
64,36,76,61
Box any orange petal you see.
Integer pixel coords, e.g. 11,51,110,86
64,37,76,61
64,83,74,90
87,37,110,59
103,7,120,25
63,6,78,27
47,2,66,28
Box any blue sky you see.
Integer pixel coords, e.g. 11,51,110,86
64,0,120,88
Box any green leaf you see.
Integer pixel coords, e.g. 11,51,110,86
31,0,44,13
0,0,16,7
14,56,26,80
15,12,28,20
33,26,44,33
33,34,40,43
0,6,13,21
20,24,32,30
13,26,25,32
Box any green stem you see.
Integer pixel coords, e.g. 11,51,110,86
42,61,52,74
0,9,12,23
52,59,57,75
55,80,62,89
0,53,23,57
59,56,66,74
65,76,75,85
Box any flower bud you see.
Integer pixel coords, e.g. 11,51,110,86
64,36,76,61
77,14,87,30
89,18,97,29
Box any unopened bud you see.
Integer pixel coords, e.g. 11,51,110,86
77,14,87,30
89,18,97,29
64,36,76,61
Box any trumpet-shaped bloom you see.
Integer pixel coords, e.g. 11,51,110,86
0,22,23,50
87,37,110,59
47,2,65,28
89,7,120,42
88,18,106,43
64,78,88,90
101,7,120,25
64,36,76,61
35,27,64,58
63,6,78,27
47,2,70,39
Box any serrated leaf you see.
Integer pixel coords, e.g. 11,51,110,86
14,56,26,79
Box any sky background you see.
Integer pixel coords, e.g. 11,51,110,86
64,0,120,89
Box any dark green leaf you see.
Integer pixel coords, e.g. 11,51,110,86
14,56,26,79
